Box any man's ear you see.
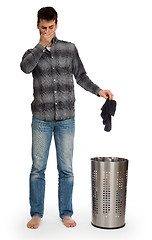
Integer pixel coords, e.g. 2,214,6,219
55,23,58,31
37,22,39,29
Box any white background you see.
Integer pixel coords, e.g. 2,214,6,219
1,0,152,239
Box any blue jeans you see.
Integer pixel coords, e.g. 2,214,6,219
29,116,75,219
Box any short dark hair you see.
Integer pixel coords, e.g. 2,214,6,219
37,7,58,24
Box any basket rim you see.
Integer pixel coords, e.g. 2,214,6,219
91,157,128,162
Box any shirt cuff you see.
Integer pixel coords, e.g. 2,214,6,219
35,44,45,51
96,88,102,97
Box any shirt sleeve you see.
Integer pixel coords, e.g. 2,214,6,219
20,44,45,74
72,44,101,96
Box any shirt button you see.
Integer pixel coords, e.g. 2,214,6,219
52,56,54,58
53,67,55,70
54,91,56,93
55,102,57,105
54,79,56,82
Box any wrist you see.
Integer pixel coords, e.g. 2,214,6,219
98,89,103,97
38,42,46,48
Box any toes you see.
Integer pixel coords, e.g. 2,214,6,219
34,224,39,229
27,224,33,229
62,218,77,228
27,223,31,228
27,222,39,229
70,223,76,228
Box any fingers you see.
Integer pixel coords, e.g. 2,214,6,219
42,31,55,38
99,89,114,100
40,31,54,40
105,90,114,100
39,32,55,47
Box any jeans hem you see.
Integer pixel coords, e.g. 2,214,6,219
60,214,73,220
31,214,43,218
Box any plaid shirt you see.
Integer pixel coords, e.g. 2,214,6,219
20,37,101,121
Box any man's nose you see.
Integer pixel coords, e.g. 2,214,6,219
46,28,52,33
44,28,49,33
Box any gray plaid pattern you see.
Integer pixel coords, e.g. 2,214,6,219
20,37,101,121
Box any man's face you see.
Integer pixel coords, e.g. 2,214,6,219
37,19,58,36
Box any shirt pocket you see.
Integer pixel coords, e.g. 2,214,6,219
56,55,72,75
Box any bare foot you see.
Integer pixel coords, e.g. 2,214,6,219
27,216,41,229
62,216,77,228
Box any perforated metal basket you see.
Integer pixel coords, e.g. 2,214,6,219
91,157,128,229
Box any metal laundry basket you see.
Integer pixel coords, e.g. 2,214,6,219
91,157,128,229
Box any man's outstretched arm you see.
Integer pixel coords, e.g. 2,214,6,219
72,45,113,99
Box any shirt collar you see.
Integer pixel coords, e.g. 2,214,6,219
45,37,58,52
52,36,58,44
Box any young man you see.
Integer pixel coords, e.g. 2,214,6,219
20,7,113,229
